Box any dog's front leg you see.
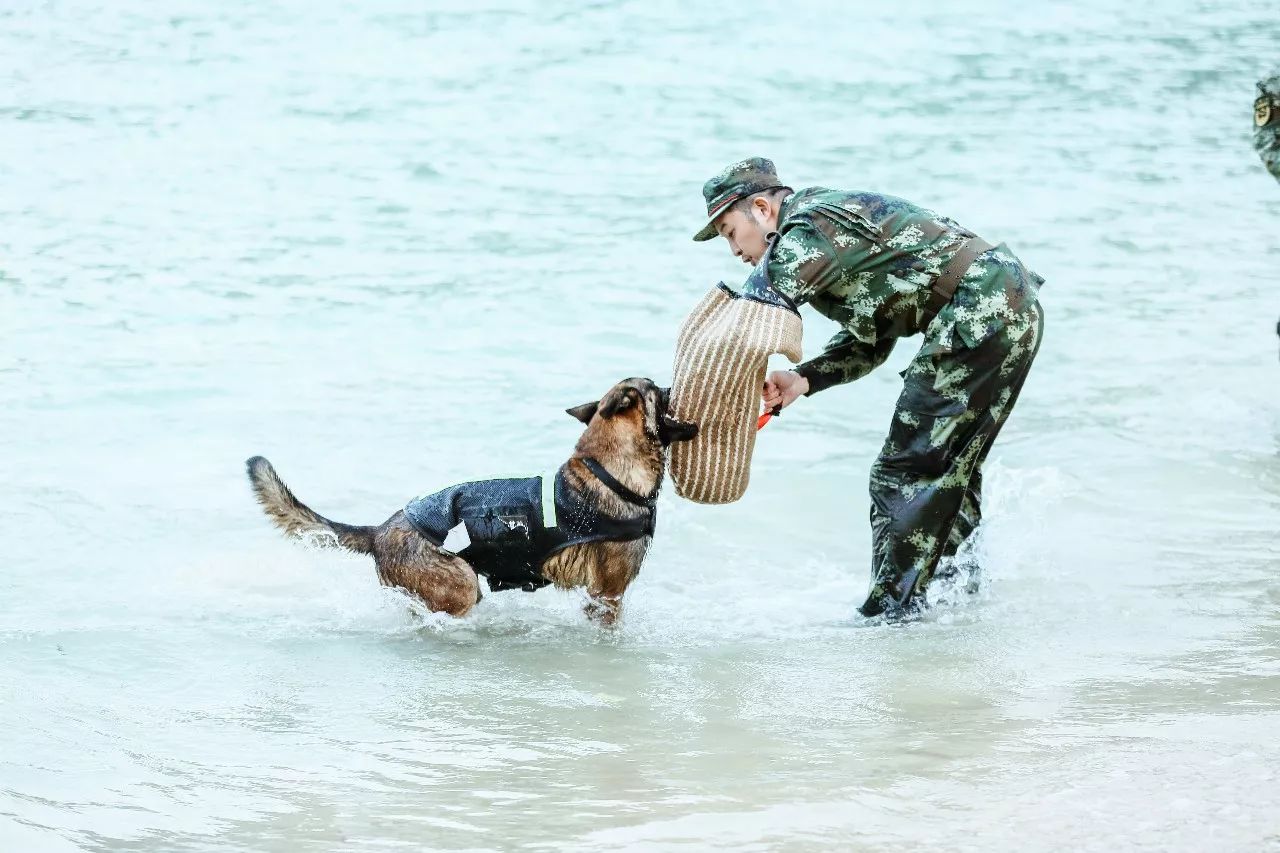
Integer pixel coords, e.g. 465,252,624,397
584,593,622,627
584,554,632,627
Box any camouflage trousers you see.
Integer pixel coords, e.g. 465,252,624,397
859,302,1045,618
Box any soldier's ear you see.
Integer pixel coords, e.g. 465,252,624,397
566,401,599,424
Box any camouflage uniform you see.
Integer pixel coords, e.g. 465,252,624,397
1262,74,1280,358
1256,72,1280,183
694,163,1044,618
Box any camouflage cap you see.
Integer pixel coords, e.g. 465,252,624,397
692,157,784,242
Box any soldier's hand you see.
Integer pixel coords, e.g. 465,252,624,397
763,370,809,411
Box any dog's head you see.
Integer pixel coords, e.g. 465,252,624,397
566,378,699,446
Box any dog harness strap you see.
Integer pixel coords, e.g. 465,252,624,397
580,457,657,508
551,468,654,543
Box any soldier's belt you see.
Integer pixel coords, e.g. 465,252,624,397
920,236,996,325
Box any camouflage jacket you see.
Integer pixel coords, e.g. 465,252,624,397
754,187,1042,394
1256,71,1280,183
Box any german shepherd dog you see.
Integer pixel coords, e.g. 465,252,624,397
246,378,697,625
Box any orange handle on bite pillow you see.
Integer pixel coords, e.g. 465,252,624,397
757,405,782,430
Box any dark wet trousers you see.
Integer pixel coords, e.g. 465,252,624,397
859,303,1045,618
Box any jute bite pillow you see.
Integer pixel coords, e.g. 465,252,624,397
669,282,803,504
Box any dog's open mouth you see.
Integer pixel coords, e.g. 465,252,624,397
657,387,698,445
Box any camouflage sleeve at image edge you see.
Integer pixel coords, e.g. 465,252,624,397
1257,72,1280,183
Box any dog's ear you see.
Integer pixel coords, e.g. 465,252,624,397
566,401,599,424
659,414,699,444
598,387,639,419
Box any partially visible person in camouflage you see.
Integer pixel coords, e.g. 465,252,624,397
693,158,1044,619
1258,72,1280,354
1256,70,1280,183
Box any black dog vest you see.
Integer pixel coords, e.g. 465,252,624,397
403,459,656,592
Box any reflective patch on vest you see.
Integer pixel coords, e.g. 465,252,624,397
442,522,471,553
541,471,557,529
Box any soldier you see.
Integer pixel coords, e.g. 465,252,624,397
693,158,1045,619
1259,73,1280,354
1256,71,1280,183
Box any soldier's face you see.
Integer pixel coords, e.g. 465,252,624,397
715,201,774,266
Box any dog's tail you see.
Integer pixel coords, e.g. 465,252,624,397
245,456,375,555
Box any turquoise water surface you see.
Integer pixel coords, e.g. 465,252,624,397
3,1,1279,850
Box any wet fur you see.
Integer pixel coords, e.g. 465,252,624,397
247,378,695,625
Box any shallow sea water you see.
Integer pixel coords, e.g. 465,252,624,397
2,1,1279,850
